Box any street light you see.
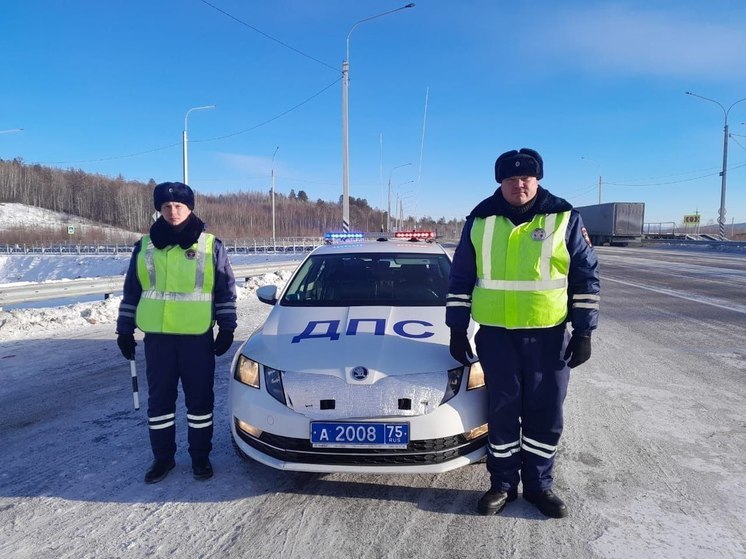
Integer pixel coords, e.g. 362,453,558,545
0,128,23,134
341,3,415,232
183,105,215,185
580,156,603,204
396,183,416,230
387,163,411,232
271,146,279,251
685,91,746,238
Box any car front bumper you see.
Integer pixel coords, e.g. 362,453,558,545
229,375,488,474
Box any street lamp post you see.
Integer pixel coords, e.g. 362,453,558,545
183,105,215,185
387,163,411,232
580,156,603,204
341,3,415,233
0,128,23,135
396,180,415,230
685,92,746,239
271,146,279,251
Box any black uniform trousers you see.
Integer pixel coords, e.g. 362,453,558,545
144,331,215,463
475,323,571,493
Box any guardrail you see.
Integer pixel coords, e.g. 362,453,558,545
642,237,746,249
0,262,301,309
0,238,324,255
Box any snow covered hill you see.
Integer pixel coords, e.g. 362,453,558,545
0,202,140,241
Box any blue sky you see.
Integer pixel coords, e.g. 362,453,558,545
2,0,746,229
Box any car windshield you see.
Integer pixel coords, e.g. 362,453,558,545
281,252,451,307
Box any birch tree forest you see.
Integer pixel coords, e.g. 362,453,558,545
0,158,464,244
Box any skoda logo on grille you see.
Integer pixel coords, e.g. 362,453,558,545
351,366,369,381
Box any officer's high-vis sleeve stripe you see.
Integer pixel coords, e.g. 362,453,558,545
149,413,175,430
215,301,237,316
488,439,520,458
521,435,557,459
187,412,213,429
446,293,472,308
572,293,600,310
118,302,137,318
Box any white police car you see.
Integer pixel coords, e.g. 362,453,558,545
229,232,487,473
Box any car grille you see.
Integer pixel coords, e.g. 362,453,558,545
283,370,447,420
234,418,486,466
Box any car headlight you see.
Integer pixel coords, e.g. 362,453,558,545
441,366,464,404
467,360,486,390
264,366,286,405
234,355,260,388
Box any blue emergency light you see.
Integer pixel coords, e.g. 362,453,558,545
324,232,365,242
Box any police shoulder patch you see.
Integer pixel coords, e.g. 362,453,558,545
581,227,592,247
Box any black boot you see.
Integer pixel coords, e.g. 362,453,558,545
523,489,568,518
192,458,213,480
144,459,175,484
477,487,518,515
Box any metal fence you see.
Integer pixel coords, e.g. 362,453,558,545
0,237,325,255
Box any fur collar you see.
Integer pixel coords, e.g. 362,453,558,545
149,213,206,249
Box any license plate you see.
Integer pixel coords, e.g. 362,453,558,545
310,422,409,449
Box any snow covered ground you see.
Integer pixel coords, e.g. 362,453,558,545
0,252,293,341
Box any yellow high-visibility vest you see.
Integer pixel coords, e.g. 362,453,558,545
470,212,571,329
135,233,215,334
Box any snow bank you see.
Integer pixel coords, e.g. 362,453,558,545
0,272,290,342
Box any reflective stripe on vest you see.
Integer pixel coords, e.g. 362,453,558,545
135,233,216,334
470,212,571,329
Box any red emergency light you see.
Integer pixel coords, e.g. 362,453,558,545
394,231,436,241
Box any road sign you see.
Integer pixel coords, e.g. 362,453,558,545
683,214,700,224
67,225,75,235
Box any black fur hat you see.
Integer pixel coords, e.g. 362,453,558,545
494,148,544,183
153,181,195,211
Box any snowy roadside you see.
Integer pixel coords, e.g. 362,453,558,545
0,271,291,342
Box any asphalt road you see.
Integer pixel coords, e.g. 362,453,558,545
1,246,744,559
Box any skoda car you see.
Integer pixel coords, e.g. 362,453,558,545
229,233,487,473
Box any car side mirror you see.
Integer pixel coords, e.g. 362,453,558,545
256,285,278,305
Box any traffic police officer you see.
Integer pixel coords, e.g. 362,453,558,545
116,181,237,483
447,148,599,518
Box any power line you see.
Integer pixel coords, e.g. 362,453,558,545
198,0,339,73
563,184,599,200
37,142,182,165
193,77,341,143
606,162,746,187
35,78,340,166
730,135,746,152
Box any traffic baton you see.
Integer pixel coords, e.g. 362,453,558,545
129,359,140,410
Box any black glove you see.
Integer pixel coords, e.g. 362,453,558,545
564,334,592,368
117,333,136,360
449,329,474,367
214,330,234,356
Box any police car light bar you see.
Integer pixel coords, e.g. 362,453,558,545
394,231,436,239
324,232,365,242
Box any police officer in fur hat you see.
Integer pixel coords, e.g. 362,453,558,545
446,148,600,518
116,181,237,483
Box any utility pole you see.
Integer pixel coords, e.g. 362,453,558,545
685,92,746,239
271,146,279,250
341,3,416,232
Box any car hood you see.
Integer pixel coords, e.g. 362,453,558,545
242,305,455,379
